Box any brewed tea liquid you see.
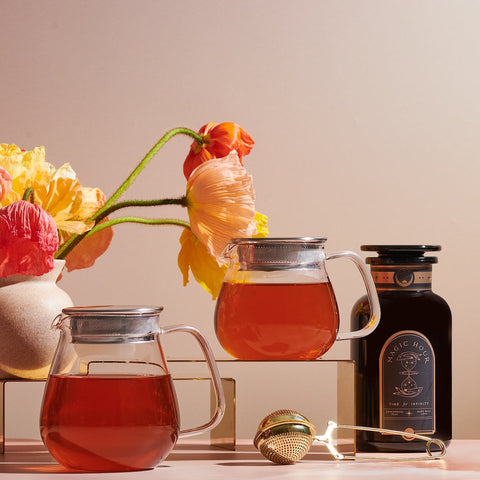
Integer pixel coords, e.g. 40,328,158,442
215,282,339,360
40,374,179,472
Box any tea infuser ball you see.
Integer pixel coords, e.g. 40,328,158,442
253,409,317,465
254,409,447,465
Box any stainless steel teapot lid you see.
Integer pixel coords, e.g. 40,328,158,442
61,305,164,343
62,305,164,316
226,237,327,270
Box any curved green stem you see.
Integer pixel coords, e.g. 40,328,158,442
91,127,201,222
22,188,34,203
56,127,201,260
55,236,76,259
95,196,187,223
85,217,190,236
55,216,191,260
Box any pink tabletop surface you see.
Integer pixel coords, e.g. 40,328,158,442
0,439,479,479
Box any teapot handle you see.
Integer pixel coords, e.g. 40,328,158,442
326,251,381,340
161,325,226,437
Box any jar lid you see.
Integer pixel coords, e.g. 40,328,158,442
362,245,440,265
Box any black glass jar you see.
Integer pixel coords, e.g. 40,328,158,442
351,245,452,452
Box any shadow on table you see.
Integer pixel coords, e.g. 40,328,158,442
0,439,334,473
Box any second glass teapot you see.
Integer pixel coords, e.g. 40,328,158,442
214,238,380,360
40,305,225,472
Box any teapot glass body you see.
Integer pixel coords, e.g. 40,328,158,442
214,238,380,360
40,306,224,472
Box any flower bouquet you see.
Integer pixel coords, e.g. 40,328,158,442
0,122,268,299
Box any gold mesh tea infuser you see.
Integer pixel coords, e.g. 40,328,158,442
253,409,446,464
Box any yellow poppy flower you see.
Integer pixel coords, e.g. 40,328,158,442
178,228,227,300
177,214,268,299
34,164,104,241
0,144,53,206
0,167,12,201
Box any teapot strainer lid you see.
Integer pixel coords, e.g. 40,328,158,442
62,305,164,316
227,237,327,270
59,305,164,343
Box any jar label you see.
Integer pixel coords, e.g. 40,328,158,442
371,267,432,291
379,330,435,437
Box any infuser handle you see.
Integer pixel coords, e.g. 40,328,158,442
161,325,225,438
326,250,381,340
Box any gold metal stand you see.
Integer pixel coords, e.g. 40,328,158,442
0,376,235,455
1,359,355,455
170,359,356,453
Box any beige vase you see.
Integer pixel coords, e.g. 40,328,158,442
0,259,73,379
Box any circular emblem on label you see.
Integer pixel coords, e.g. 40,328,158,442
402,427,415,441
394,269,414,288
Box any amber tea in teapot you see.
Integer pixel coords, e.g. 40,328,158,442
41,374,179,471
214,238,380,360
40,306,224,472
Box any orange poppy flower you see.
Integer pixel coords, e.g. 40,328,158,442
0,200,58,277
183,122,254,179
63,218,113,272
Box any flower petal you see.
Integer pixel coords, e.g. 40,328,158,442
0,200,58,277
0,167,12,201
178,228,226,300
35,176,82,222
72,186,107,220
208,122,254,158
183,122,254,179
64,219,113,272
186,151,257,261
0,144,54,205
253,212,269,238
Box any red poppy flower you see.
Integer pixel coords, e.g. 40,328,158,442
0,200,59,277
183,122,254,179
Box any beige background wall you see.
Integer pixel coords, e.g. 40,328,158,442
1,0,479,439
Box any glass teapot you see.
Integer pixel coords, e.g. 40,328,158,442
214,238,380,360
40,305,225,472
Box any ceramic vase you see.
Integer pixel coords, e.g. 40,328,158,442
0,259,73,379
